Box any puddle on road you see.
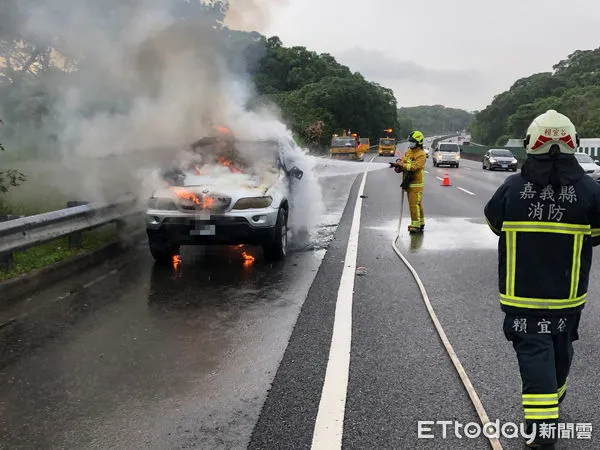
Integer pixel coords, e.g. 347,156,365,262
366,216,499,252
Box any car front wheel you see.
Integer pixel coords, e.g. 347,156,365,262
148,235,180,264
263,208,288,261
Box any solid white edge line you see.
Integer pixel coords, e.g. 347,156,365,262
310,154,375,449
391,196,503,450
457,187,476,196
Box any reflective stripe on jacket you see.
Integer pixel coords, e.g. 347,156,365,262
484,159,600,316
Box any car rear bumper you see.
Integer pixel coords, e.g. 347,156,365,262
489,162,518,170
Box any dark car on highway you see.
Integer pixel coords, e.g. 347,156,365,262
482,148,518,171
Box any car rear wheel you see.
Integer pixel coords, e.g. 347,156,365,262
149,236,180,264
263,208,288,262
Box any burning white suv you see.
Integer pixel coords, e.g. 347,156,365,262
146,136,304,263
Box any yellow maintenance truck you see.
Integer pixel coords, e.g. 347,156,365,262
378,128,396,156
378,137,396,156
330,131,360,160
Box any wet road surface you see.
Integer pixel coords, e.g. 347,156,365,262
250,155,600,449
2,153,600,449
0,165,359,449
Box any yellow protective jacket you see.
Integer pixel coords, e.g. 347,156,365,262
401,147,426,189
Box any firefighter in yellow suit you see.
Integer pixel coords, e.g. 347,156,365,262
392,130,426,233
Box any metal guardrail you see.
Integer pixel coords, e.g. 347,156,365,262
0,196,142,267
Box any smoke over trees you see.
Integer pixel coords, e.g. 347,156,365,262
0,0,399,195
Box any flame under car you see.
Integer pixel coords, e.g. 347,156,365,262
146,137,304,263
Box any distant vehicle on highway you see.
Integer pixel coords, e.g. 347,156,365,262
432,142,461,168
574,152,600,182
146,135,304,264
378,137,396,156
482,148,518,171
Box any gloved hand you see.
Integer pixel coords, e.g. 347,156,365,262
389,158,403,173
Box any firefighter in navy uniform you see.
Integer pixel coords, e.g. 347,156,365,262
484,110,600,449
390,130,426,233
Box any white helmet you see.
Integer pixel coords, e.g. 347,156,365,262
524,109,579,155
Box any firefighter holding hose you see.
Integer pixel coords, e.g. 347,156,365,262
390,130,426,233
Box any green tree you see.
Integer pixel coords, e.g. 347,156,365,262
472,47,600,144
0,140,26,193
396,105,474,136
249,37,398,146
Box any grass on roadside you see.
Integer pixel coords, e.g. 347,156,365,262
0,225,119,282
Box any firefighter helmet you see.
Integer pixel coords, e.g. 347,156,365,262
524,110,579,155
408,130,424,146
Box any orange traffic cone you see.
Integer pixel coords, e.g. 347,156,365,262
442,172,451,186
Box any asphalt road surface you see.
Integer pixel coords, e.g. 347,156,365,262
1,152,599,449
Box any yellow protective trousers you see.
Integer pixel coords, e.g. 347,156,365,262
406,188,424,229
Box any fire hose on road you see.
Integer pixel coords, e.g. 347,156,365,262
392,184,503,450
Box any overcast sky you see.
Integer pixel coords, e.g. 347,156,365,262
259,0,600,111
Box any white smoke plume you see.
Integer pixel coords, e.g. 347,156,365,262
3,0,324,239
223,0,289,32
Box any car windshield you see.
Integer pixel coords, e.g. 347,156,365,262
331,137,356,147
575,153,594,164
439,144,459,152
380,139,395,145
490,150,514,157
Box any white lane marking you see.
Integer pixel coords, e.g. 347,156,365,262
435,176,443,181
424,170,430,174
311,156,373,449
391,205,503,450
457,187,476,196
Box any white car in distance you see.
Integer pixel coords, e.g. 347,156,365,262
574,152,600,182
